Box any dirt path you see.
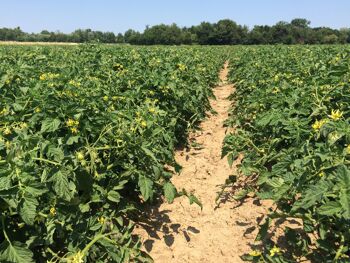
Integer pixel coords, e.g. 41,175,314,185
135,62,270,263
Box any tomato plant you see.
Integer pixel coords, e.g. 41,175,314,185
0,44,226,262
223,45,350,262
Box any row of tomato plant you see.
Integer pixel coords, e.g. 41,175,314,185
223,45,350,262
0,44,226,262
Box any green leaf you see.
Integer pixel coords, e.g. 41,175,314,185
141,146,158,163
0,74,9,88
44,221,56,245
19,194,38,225
12,103,23,111
336,165,350,219
79,203,90,213
115,216,123,226
0,176,12,190
19,87,29,94
317,201,342,216
41,118,61,133
107,190,121,203
66,136,80,145
152,165,161,180
50,169,74,201
337,165,350,188
232,189,248,200
266,177,284,188
47,146,64,162
340,189,350,219
163,182,177,203
0,240,34,263
291,181,331,212
189,194,203,210
303,218,315,233
138,175,153,201
25,182,48,197
327,131,343,145
227,152,234,167
112,180,128,191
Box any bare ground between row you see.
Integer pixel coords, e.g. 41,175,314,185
134,62,272,263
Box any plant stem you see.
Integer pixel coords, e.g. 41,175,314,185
33,157,60,166
334,234,345,260
81,231,120,256
1,216,10,242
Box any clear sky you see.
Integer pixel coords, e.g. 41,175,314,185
1,0,349,33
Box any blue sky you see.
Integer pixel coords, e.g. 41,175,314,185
1,0,349,33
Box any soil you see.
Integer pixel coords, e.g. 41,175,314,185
134,62,271,263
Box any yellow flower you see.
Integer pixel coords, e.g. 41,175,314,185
68,80,81,87
3,127,11,135
272,87,280,94
318,171,325,177
97,216,105,224
269,246,281,257
39,73,59,81
141,121,147,128
68,250,84,263
329,109,343,121
5,141,11,148
0,108,8,115
312,119,328,130
66,118,75,127
249,250,262,257
35,107,41,113
70,127,78,134
66,118,79,127
149,107,155,113
113,63,124,71
76,151,84,161
50,207,56,216
177,63,187,71
103,96,109,101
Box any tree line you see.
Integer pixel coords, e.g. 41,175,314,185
1,18,349,45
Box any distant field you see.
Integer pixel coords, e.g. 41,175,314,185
0,41,78,45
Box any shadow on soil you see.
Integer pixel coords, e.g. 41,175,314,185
134,200,200,252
